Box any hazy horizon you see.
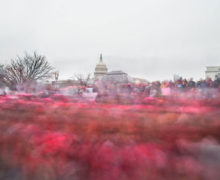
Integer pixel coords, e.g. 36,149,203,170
0,0,220,81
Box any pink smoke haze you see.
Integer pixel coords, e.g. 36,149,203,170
0,94,220,180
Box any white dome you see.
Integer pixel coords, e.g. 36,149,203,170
94,54,108,80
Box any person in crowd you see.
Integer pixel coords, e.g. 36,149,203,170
188,78,196,88
213,75,220,88
182,79,188,88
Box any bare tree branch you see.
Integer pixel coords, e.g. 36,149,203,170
74,73,91,86
2,52,54,90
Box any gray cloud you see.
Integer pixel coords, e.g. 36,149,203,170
0,0,220,81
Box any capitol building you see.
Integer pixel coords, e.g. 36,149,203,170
94,54,147,84
94,54,131,83
94,54,108,80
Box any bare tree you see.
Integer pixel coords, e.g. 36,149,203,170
74,74,91,86
2,52,54,90
0,65,5,88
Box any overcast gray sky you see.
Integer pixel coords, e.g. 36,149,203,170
0,0,220,81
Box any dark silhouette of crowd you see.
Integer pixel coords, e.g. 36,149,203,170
94,76,220,103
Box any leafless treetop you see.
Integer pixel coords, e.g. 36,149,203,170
2,52,54,89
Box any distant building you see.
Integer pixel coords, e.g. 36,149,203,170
102,70,133,83
52,79,79,88
93,54,148,84
132,77,148,84
94,54,108,80
205,66,220,80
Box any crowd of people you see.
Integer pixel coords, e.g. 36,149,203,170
0,76,220,179
0,93,220,180
1,76,220,103
94,77,220,103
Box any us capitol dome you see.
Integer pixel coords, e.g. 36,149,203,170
94,54,108,80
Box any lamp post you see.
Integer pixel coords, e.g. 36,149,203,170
54,71,59,89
